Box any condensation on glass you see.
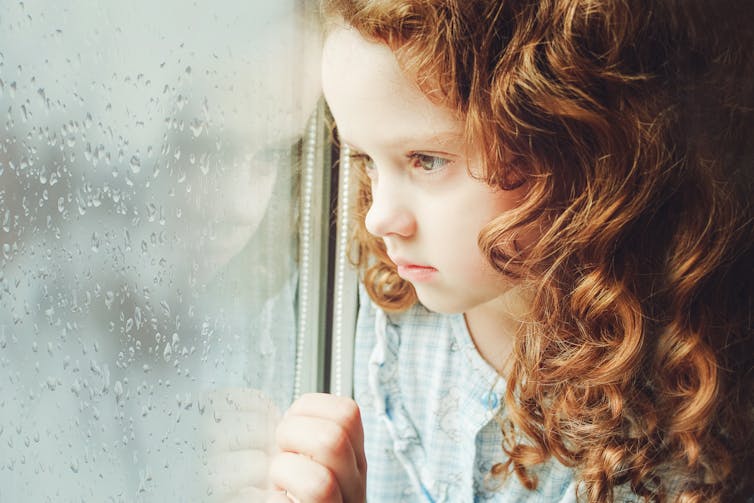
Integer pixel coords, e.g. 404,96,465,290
0,1,321,500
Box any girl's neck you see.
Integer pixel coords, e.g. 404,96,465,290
463,286,530,375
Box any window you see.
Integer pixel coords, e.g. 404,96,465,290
0,2,347,500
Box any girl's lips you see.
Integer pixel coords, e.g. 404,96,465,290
396,264,438,283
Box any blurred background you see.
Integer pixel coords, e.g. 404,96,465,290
0,0,321,500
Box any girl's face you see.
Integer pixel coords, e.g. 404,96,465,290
322,26,532,315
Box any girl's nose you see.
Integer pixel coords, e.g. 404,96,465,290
364,178,416,239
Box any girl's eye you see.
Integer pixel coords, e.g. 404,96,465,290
408,153,449,173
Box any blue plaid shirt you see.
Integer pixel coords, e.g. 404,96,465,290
355,290,589,503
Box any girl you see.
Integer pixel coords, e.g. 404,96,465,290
271,0,754,501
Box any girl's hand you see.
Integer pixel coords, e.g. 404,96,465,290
270,393,367,503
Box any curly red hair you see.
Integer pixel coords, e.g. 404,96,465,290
322,0,754,501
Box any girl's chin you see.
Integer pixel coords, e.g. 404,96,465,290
413,288,467,315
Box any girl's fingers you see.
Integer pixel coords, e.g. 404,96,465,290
274,393,366,502
284,393,366,473
276,414,361,499
269,451,344,503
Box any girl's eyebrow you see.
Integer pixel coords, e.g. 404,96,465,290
340,131,464,153
389,131,464,147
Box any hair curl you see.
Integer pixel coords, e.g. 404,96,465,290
322,0,754,501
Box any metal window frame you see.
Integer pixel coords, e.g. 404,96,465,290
293,103,359,399
294,100,332,398
329,144,359,397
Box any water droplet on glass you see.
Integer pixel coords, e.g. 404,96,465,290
163,342,172,362
146,203,157,222
190,118,203,138
130,155,141,174
104,290,114,310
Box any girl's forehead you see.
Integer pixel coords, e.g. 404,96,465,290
322,26,464,147
322,27,407,92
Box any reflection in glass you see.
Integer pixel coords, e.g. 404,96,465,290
0,1,320,500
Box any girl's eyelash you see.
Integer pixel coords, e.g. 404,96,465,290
407,153,449,172
346,150,450,175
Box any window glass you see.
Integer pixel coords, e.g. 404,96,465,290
0,1,320,499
